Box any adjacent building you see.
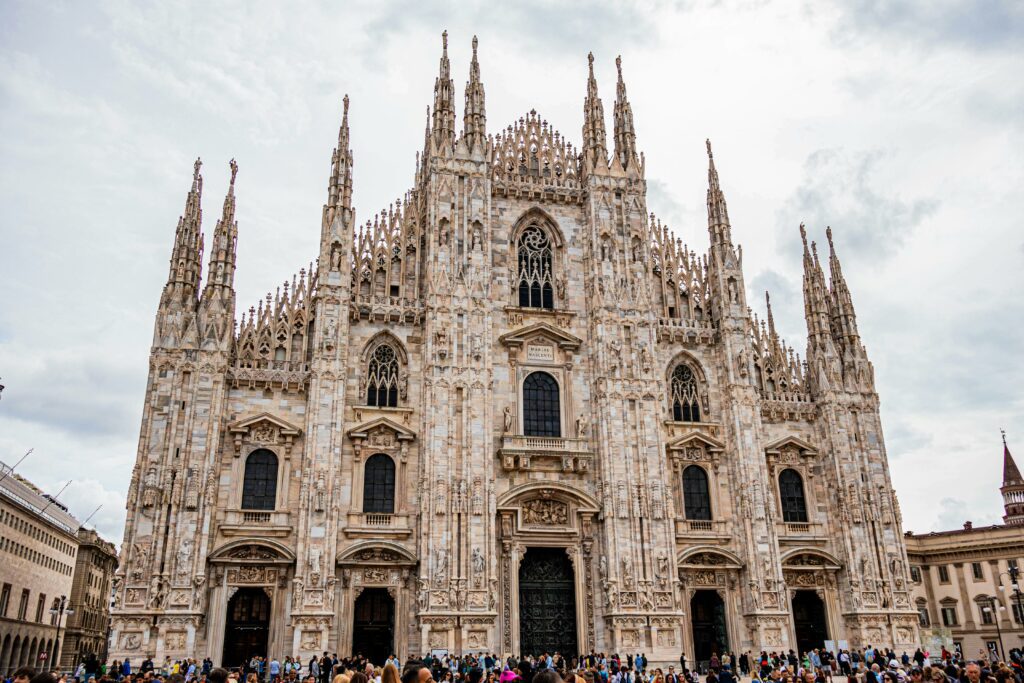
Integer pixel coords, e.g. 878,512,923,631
110,34,920,666
61,528,118,669
0,463,80,675
906,437,1024,659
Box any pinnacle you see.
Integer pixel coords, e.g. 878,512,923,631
229,158,238,187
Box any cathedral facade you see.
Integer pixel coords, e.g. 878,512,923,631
110,34,920,665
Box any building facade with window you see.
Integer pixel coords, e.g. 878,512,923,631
906,438,1024,659
109,35,919,665
0,462,80,676
60,528,117,670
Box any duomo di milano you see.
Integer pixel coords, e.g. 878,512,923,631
111,33,921,665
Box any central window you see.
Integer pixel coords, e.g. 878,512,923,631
682,465,712,520
517,225,554,309
778,468,808,523
363,454,396,514
241,449,278,510
522,371,561,437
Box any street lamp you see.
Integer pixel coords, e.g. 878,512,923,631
980,598,1006,663
48,595,74,671
997,564,1024,631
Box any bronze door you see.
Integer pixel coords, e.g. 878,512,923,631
518,547,577,658
222,588,270,668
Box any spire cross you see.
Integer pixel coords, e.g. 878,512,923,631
1003,428,1008,446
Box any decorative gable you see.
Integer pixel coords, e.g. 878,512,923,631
764,435,819,466
499,322,582,366
228,412,302,456
346,416,416,462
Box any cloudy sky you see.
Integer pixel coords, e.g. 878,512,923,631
1,1,1021,545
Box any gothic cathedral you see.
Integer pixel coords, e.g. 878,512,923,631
111,34,920,665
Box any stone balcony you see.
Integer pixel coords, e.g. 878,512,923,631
343,512,413,539
220,509,293,538
674,518,731,541
498,435,593,473
776,520,829,542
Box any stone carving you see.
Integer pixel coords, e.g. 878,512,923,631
656,553,670,587
434,548,448,586
175,539,193,580
522,498,568,525
503,406,513,434
621,557,635,587
227,545,277,560
142,467,159,508
301,630,321,650
147,576,166,609
184,466,200,510
165,631,186,650
471,548,485,587
435,478,448,515
192,575,206,611
364,568,388,584
575,414,588,438
314,469,326,512
471,478,484,516
229,566,271,584
122,633,142,651
251,422,278,443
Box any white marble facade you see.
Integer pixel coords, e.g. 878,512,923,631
110,35,920,665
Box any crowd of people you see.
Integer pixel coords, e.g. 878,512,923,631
3,646,1022,683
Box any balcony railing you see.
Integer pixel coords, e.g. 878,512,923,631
364,513,392,527
220,509,293,537
242,511,272,524
786,522,811,533
499,435,593,472
675,518,729,538
344,512,412,538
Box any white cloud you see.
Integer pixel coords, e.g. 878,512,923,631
1,0,1021,544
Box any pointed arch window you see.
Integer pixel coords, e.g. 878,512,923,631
671,364,701,422
362,454,396,514
517,225,554,309
522,371,561,437
682,465,712,520
241,449,278,511
778,468,808,523
366,344,399,407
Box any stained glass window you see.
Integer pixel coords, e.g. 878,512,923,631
671,364,701,422
517,226,554,309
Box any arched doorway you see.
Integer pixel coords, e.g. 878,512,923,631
518,547,577,658
352,588,394,665
222,587,271,668
691,590,728,670
792,590,829,653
